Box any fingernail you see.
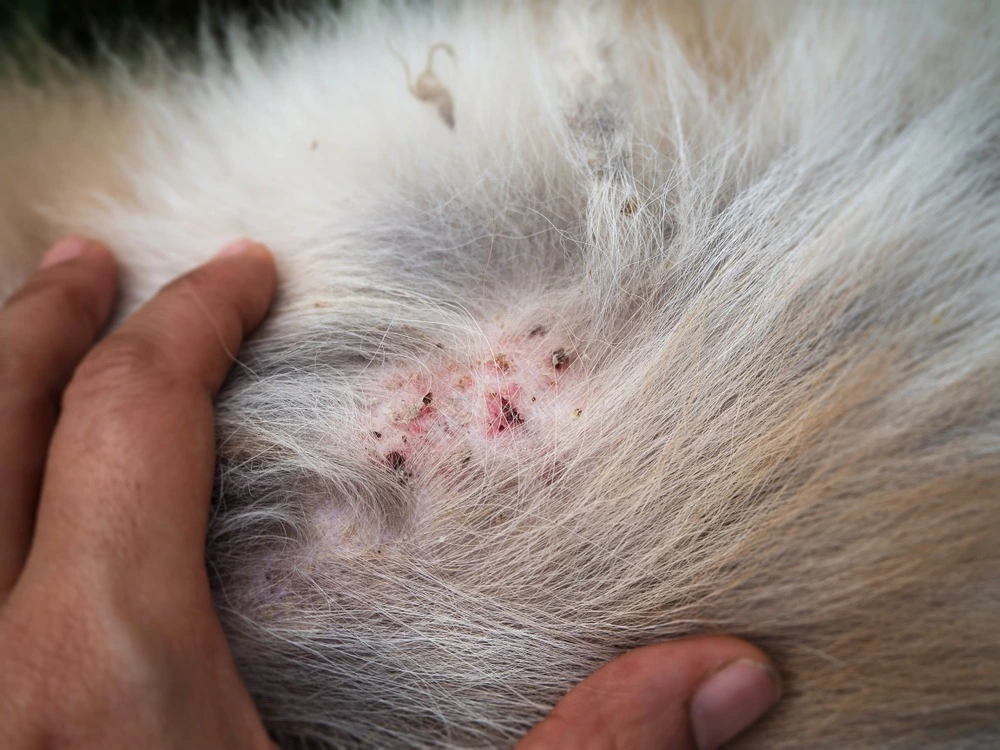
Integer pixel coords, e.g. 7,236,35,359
690,659,781,750
213,238,266,260
39,236,90,269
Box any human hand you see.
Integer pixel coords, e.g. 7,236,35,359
0,236,279,748
519,637,781,750
0,236,779,749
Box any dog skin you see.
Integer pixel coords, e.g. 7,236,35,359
1,1,998,747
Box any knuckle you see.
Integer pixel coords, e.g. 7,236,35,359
72,332,163,388
5,270,105,333
5,592,113,684
44,277,107,334
65,332,190,406
22,604,156,733
0,281,105,391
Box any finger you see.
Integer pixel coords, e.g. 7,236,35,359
0,237,117,596
26,240,276,598
516,636,781,750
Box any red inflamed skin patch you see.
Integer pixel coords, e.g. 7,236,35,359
365,324,583,482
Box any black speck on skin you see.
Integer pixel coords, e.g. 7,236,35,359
552,348,571,370
499,397,523,431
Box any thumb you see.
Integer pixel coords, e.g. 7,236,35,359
516,636,781,750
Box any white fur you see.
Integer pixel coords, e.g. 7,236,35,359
2,1,999,747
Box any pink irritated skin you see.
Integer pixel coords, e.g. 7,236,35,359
367,325,579,482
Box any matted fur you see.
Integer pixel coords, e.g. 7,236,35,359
2,1,999,747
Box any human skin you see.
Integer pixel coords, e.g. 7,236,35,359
0,236,779,749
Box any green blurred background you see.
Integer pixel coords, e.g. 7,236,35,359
0,0,336,61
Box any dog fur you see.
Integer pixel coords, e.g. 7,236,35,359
1,1,999,747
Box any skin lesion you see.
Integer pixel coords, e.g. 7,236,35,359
487,390,525,436
367,323,581,479
385,450,411,485
551,348,571,370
